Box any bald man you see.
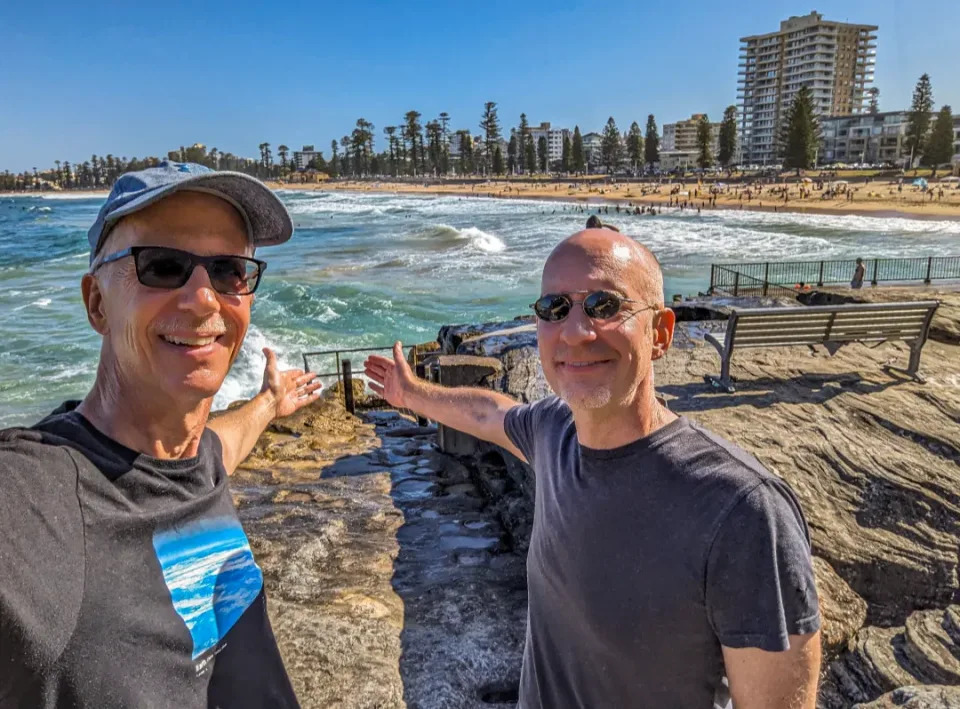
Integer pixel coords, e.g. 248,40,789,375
365,229,821,709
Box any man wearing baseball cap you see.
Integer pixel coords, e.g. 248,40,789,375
0,162,321,707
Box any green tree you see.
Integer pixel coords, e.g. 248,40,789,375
438,112,451,174
456,130,474,174
924,105,954,176
537,135,548,172
572,126,585,174
480,102,501,175
779,86,820,173
644,115,660,168
425,120,443,176
905,73,934,168
277,145,289,174
507,133,518,174
717,105,738,167
867,87,880,115
492,145,505,176
626,121,643,172
328,140,340,178
404,111,423,175
562,133,572,173
384,126,398,176
696,114,713,168
600,117,623,173
519,113,535,174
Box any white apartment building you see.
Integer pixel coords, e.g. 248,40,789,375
738,11,877,165
293,145,324,170
528,122,570,164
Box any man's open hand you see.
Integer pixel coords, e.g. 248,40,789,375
364,342,416,409
260,347,323,419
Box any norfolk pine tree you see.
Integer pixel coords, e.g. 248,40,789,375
779,86,819,173
644,115,660,169
572,126,586,174
924,105,954,177
905,74,934,168
601,117,623,173
717,106,738,168
626,121,643,173
695,114,713,169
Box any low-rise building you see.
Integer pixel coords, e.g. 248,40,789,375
818,111,908,165
582,132,603,166
662,114,720,154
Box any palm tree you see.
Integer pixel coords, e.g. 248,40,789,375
277,145,289,170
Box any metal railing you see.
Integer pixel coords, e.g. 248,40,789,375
301,344,429,415
710,267,802,299
711,255,960,292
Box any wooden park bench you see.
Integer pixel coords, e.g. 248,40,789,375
703,301,941,392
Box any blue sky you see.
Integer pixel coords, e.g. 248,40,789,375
2,0,957,173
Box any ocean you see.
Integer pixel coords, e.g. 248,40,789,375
2,189,959,428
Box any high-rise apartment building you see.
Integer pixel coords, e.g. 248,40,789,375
738,11,877,165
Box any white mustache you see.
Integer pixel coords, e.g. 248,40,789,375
155,315,228,336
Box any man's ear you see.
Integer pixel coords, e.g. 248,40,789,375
651,307,675,360
81,273,109,336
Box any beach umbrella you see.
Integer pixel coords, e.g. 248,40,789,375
940,176,960,183
801,177,813,183
913,178,928,188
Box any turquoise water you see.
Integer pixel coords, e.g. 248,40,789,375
2,189,959,427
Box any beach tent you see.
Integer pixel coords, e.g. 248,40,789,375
940,176,960,183
801,177,813,183
913,178,928,188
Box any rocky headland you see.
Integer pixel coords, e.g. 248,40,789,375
234,286,960,708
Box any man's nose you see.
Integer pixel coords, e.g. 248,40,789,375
558,305,598,346
176,265,220,315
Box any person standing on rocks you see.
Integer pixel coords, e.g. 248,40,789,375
365,228,822,709
0,163,321,708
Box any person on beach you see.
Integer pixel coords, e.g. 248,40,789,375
851,257,866,289
0,162,321,708
365,228,822,709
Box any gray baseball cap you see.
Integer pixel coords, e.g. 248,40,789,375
87,161,293,264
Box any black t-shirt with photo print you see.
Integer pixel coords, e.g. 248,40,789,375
0,402,299,708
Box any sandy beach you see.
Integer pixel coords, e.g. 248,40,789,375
269,177,960,221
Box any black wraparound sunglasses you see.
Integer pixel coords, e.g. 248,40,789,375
530,290,658,322
92,246,267,295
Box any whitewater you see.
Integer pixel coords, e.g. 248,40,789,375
1,189,958,426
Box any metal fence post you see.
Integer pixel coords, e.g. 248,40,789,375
924,256,933,284
871,260,879,286
414,363,427,426
763,263,769,295
342,359,355,415
817,261,824,287
733,272,740,297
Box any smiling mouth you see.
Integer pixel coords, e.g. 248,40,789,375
557,360,613,369
159,334,223,347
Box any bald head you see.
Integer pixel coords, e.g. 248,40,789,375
543,229,664,306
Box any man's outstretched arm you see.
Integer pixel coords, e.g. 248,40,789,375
209,348,323,474
364,342,526,462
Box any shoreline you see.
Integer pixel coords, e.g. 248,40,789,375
7,182,960,222
269,180,960,222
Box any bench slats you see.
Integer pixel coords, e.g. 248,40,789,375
733,328,923,345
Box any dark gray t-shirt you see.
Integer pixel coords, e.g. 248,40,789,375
504,396,820,709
